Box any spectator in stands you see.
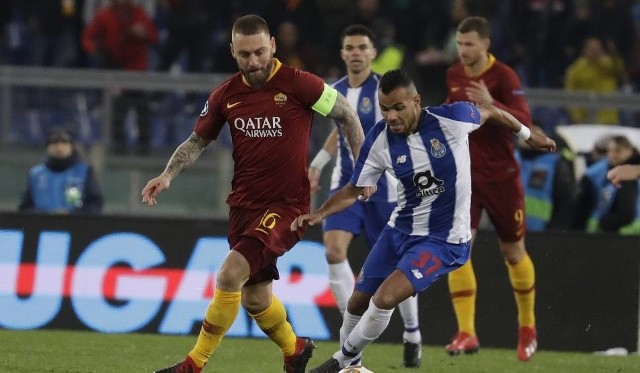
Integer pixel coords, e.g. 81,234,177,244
562,0,596,69
564,36,627,124
587,134,613,167
82,0,158,153
263,0,323,48
370,23,404,75
274,20,319,73
591,0,637,68
18,128,103,214
572,135,640,234
82,0,157,71
413,0,475,69
510,0,571,88
21,0,84,67
157,0,215,73
517,124,576,231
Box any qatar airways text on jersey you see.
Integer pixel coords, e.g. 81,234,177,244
232,116,282,137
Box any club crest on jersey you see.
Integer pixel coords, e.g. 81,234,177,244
200,101,208,116
358,97,373,114
430,139,446,158
274,93,287,107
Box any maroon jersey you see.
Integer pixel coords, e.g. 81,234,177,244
446,54,531,182
195,59,325,209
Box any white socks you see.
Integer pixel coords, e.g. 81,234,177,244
398,295,422,344
334,299,394,367
328,261,355,315
340,309,363,365
340,310,362,346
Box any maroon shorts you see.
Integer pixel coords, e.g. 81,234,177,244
228,203,309,286
470,176,526,242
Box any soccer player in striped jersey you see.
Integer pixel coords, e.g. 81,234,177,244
296,70,555,373
142,15,365,373
444,16,538,361
307,24,422,368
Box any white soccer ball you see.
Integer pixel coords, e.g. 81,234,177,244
338,366,374,373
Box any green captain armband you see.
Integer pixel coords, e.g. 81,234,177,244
312,83,338,116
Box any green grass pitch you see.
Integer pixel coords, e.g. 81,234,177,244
1,329,638,372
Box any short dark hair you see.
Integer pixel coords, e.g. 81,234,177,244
457,16,491,38
47,128,73,144
610,135,635,150
232,14,270,37
340,24,376,46
379,70,416,95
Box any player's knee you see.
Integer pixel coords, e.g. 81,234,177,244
371,292,399,311
216,265,248,292
499,240,526,264
325,245,348,264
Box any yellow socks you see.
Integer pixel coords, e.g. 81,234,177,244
506,253,536,327
188,289,241,367
250,296,297,357
448,260,477,336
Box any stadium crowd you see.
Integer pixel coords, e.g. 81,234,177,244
3,0,640,235
1,0,639,96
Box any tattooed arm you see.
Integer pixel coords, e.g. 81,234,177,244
141,132,212,205
326,93,365,160
162,132,211,178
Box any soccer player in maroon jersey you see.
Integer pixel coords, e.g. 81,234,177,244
141,15,365,373
443,16,538,361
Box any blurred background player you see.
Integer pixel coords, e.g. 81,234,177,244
308,24,422,368
19,128,103,214
444,16,538,361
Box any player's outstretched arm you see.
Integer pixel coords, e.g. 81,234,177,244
141,132,212,206
291,183,363,231
309,128,339,194
608,164,640,187
477,103,556,153
326,93,365,160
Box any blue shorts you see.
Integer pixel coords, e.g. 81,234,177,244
323,198,396,247
355,226,471,295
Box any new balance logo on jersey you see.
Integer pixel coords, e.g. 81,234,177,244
233,117,283,137
414,170,445,198
396,155,407,164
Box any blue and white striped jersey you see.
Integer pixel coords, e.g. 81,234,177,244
331,73,397,203
350,102,482,243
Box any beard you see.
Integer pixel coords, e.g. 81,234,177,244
239,58,273,88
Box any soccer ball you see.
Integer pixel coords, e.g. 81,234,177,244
338,366,374,373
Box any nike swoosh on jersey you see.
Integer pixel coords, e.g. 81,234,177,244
226,101,241,109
